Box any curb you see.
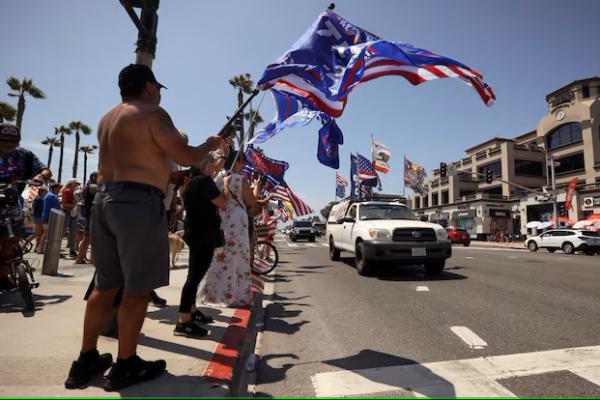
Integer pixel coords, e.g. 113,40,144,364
202,275,265,396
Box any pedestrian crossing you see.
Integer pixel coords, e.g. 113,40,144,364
273,235,328,249
311,345,600,397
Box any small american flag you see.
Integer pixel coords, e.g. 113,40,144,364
357,153,378,180
336,172,348,186
272,182,313,217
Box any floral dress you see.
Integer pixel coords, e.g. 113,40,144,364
197,172,253,307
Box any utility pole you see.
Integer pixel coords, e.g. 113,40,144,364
120,0,160,68
550,156,558,228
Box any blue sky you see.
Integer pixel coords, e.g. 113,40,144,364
1,0,599,213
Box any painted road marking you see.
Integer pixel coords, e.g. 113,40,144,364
559,257,570,260
465,256,475,259
416,286,430,292
450,326,487,350
508,256,518,259
312,345,600,397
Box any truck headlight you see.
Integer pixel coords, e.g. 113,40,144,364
368,229,391,239
435,228,448,240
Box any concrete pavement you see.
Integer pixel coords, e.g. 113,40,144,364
0,243,262,397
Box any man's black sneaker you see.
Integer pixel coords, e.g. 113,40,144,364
64,351,113,389
173,320,209,338
149,290,167,307
104,355,166,391
191,310,214,324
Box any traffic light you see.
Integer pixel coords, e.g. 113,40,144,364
440,162,447,178
485,169,493,184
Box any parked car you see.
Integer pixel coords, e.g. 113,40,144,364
525,229,600,255
446,226,471,246
326,199,451,276
313,222,326,237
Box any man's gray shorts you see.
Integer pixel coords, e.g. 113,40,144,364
90,181,169,293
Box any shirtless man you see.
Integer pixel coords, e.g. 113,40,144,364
65,64,223,391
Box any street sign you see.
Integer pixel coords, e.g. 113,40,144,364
536,194,551,202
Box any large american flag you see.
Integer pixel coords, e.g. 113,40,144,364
271,182,314,217
357,153,378,180
258,10,495,120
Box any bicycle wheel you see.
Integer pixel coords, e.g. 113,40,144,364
15,262,34,311
20,237,33,254
252,241,278,275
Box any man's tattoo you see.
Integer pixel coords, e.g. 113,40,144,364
156,108,176,131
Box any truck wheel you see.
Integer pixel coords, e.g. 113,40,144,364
290,236,296,242
329,237,340,261
527,241,538,252
355,242,374,276
425,260,445,276
309,236,315,242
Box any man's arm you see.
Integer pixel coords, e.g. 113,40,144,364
150,107,223,167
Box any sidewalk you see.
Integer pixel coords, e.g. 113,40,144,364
467,240,526,250
0,243,263,397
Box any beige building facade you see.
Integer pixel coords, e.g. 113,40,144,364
411,76,600,239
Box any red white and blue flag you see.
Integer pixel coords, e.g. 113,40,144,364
271,182,314,217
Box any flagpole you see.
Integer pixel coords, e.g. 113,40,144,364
403,154,406,197
356,153,362,200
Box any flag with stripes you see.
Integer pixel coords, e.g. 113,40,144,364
335,172,348,198
258,10,495,120
336,172,348,186
272,182,313,217
243,146,289,191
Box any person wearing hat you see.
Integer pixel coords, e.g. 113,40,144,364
0,122,52,291
65,64,224,391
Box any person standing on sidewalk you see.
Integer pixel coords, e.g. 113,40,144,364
31,186,47,253
64,64,224,391
75,172,97,264
174,154,227,338
60,178,81,258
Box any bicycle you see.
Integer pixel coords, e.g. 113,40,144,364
1,215,38,313
251,222,279,275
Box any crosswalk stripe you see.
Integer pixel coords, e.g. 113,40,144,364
570,366,600,386
450,326,487,350
312,345,600,397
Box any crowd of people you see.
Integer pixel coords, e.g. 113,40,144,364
1,64,279,391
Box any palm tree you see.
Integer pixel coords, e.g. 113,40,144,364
41,136,61,171
0,101,16,122
54,125,72,183
6,77,46,133
68,120,92,179
229,73,254,146
244,107,264,139
79,144,98,183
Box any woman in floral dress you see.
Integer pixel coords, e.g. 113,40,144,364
197,151,258,307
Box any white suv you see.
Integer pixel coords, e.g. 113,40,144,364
526,229,600,255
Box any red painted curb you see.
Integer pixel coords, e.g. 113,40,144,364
203,274,264,382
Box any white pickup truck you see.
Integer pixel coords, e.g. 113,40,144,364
326,200,452,276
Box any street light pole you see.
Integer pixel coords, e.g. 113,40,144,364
550,156,558,229
120,0,160,68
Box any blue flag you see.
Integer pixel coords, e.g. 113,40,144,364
317,117,343,169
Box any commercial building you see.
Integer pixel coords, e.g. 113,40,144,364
410,76,600,239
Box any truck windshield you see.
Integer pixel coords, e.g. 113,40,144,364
293,221,312,227
360,204,417,220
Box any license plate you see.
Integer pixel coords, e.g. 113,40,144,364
412,247,426,256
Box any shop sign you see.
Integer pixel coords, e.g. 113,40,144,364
582,196,600,209
457,210,476,218
489,208,509,218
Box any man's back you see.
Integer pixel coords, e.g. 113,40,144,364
97,101,171,193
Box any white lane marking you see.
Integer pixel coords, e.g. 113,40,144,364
569,366,600,386
559,257,570,260
281,236,299,248
455,247,527,252
319,243,329,247
465,256,475,259
312,345,600,397
450,326,487,350
416,286,430,292
508,256,518,259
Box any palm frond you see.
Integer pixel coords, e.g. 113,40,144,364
6,77,21,91
0,101,17,121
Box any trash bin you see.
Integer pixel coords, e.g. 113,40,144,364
42,208,65,276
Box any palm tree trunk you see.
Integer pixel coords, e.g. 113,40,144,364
58,135,65,183
16,92,25,133
83,153,88,184
237,89,245,147
47,146,53,169
72,132,80,179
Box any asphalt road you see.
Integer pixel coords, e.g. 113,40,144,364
252,235,600,397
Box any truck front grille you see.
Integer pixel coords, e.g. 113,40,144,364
392,228,437,242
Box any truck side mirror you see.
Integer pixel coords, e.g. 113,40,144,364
343,216,355,223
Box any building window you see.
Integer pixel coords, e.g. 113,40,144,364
546,122,582,150
514,159,544,176
432,192,439,206
477,160,502,179
423,196,429,208
554,152,585,175
441,190,449,204
582,85,589,99
414,197,421,209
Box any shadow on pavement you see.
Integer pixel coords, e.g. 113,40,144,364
0,292,72,316
145,305,236,326
255,353,299,386
138,333,221,361
323,349,456,397
338,258,467,281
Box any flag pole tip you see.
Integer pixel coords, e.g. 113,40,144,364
328,3,335,10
